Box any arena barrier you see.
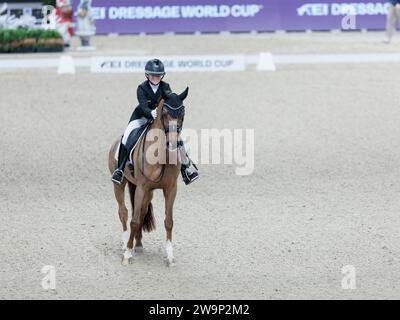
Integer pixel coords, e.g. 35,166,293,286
71,0,392,35
3,53,400,73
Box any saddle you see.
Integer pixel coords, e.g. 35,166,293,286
116,123,150,177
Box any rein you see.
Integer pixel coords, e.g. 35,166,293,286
140,121,165,183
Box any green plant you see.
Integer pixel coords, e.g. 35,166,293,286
0,29,11,53
0,30,3,53
0,28,64,53
42,0,56,7
14,28,28,52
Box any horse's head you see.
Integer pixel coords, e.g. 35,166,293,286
160,87,188,151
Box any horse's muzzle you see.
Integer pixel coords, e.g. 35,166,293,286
166,141,178,151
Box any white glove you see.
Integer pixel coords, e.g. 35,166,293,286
151,109,157,120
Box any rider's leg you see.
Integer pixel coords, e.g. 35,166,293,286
111,141,129,184
112,118,149,184
178,141,199,185
112,121,140,184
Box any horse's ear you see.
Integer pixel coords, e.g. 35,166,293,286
162,90,170,101
179,87,189,101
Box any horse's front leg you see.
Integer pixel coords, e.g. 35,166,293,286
163,184,177,266
122,186,144,266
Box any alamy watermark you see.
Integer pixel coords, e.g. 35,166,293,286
143,127,255,176
341,14,356,30
341,265,356,290
41,265,56,290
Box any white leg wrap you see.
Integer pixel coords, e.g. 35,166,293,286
123,248,133,260
166,240,174,259
122,231,129,250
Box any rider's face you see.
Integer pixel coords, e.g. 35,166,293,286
148,74,162,85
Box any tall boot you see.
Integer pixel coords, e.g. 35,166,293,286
111,142,129,184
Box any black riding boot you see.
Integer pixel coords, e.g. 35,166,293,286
179,144,199,185
111,142,129,185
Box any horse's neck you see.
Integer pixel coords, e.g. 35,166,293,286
144,100,166,160
149,101,163,132
146,101,177,166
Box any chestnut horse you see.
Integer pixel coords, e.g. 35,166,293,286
108,88,189,266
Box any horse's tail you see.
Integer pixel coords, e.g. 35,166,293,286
142,202,156,233
127,181,156,233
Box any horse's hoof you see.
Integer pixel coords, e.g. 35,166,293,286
164,257,175,267
121,257,130,266
135,246,144,253
122,249,133,266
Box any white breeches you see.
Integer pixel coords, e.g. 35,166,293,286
121,117,148,145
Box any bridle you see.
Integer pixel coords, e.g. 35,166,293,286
140,102,185,183
162,102,184,135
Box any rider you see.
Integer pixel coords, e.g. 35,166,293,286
111,58,199,185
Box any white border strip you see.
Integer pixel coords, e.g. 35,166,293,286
274,53,400,64
0,59,59,68
1,53,400,70
0,58,90,69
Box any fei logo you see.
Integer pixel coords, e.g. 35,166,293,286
297,2,390,17
297,3,358,30
297,3,329,16
91,7,106,20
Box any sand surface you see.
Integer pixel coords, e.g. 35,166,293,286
1,31,400,299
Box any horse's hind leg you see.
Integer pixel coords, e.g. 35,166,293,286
114,181,129,250
135,195,155,253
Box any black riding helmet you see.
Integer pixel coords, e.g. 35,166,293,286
145,59,166,85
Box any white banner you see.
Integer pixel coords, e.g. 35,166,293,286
90,55,246,73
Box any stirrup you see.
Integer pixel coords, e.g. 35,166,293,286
111,169,124,185
182,157,198,171
181,167,199,185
